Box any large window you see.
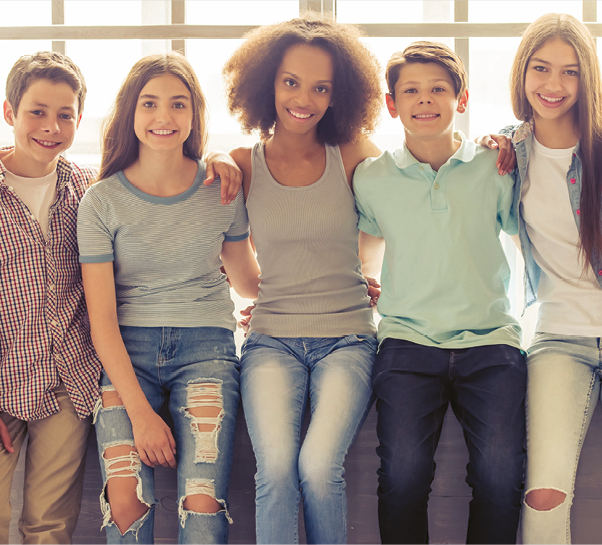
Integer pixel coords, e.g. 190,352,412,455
1,0,599,345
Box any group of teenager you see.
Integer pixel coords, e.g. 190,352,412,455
0,9,600,545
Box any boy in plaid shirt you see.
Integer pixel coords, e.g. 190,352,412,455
0,52,101,544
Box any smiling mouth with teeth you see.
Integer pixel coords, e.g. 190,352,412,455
33,138,60,147
151,129,175,135
413,114,439,119
287,109,313,119
538,94,564,103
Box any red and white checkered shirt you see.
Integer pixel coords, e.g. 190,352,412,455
0,149,101,420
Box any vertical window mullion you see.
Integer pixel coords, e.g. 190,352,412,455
171,0,185,55
52,0,65,55
454,0,469,136
299,0,334,18
583,0,597,45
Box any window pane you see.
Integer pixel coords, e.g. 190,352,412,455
64,1,143,25
65,40,148,166
337,1,452,24
1,1,50,26
186,1,299,25
469,37,521,139
0,41,53,148
468,1,582,22
187,39,256,151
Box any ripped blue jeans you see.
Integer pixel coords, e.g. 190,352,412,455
94,326,239,544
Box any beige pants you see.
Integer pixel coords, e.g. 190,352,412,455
0,384,91,544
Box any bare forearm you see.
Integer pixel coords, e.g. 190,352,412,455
359,231,385,279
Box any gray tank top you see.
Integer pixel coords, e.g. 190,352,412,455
246,141,376,337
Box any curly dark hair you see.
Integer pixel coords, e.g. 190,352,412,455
223,13,382,145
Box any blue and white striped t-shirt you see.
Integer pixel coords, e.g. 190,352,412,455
77,161,250,330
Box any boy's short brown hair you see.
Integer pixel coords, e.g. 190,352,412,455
5,51,87,114
386,41,467,98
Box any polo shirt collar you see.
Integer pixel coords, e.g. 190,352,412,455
393,131,475,171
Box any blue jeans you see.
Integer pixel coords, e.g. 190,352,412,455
373,339,526,544
240,332,377,544
95,326,239,544
521,333,602,544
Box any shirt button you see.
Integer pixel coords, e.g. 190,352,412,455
570,178,576,184
599,270,602,276
30,214,36,220
419,166,424,171
576,209,581,215
7,185,13,191
434,183,440,189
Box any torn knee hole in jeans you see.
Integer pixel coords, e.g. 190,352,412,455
102,387,124,408
93,386,124,423
525,487,567,511
100,442,150,530
183,380,224,463
179,479,233,526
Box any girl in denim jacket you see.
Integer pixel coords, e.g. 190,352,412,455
486,13,602,544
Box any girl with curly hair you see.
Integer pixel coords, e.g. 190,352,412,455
223,14,383,544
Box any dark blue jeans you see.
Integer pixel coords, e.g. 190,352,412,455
373,339,526,544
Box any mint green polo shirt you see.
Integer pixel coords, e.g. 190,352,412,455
354,132,522,350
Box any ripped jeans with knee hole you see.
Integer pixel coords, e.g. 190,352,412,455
94,326,239,544
522,334,602,544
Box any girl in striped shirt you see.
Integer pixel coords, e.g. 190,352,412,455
78,52,260,544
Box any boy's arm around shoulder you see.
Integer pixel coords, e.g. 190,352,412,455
68,162,99,195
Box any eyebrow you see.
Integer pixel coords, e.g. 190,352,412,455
281,71,333,84
31,101,76,112
139,94,191,100
400,79,451,86
530,57,579,68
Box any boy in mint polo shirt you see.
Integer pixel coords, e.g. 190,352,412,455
354,41,525,545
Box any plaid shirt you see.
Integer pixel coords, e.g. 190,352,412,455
0,149,101,420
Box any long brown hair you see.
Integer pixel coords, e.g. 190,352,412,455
222,12,381,145
510,13,602,270
98,52,208,181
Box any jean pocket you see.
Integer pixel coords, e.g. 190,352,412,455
344,333,378,350
241,330,262,352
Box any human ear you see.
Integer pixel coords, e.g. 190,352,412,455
3,100,16,126
456,89,469,113
385,93,399,119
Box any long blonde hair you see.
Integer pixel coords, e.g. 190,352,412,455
99,52,208,181
510,13,602,268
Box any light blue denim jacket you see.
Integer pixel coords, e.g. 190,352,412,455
501,119,602,313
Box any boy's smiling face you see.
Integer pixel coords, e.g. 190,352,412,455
386,62,467,142
3,78,81,177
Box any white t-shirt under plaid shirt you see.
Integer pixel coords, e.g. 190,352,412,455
0,151,101,421
77,161,250,331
